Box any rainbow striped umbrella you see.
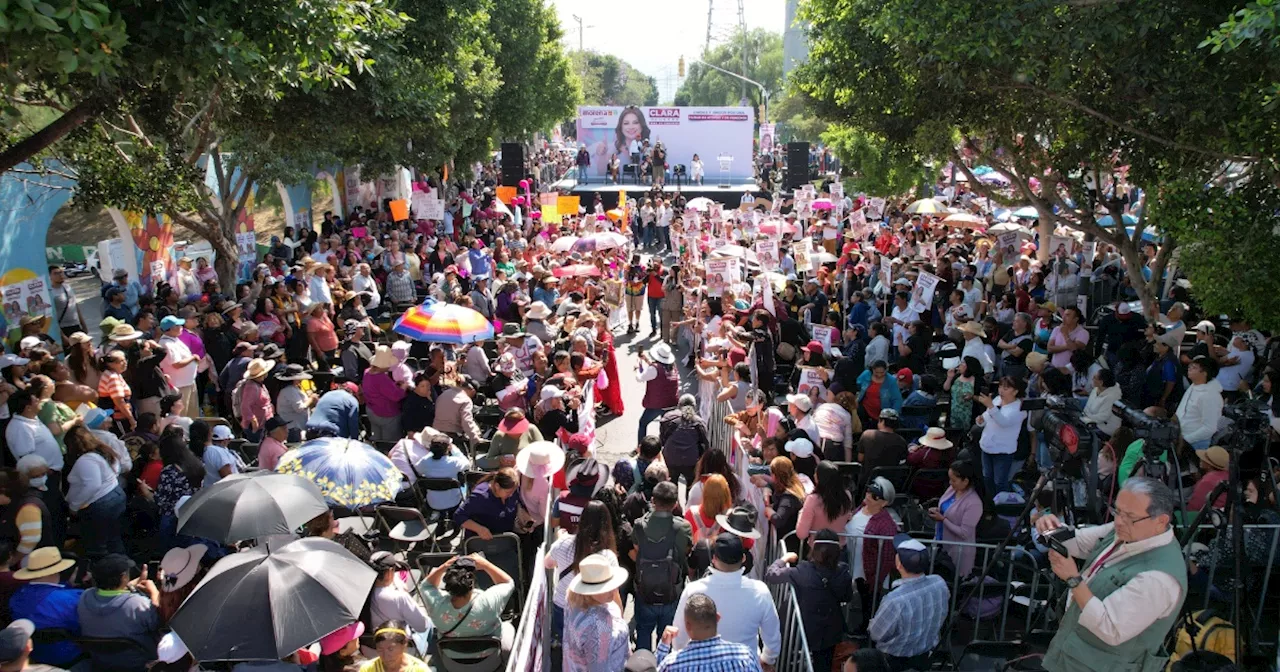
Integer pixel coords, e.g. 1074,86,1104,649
392,299,494,344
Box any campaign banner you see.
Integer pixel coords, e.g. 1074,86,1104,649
0,276,52,327
541,203,560,224
235,232,257,282
793,239,812,274
919,241,937,264
910,271,940,313
868,197,886,219
759,122,775,154
539,193,558,206
997,232,1020,258
1049,235,1074,259
880,254,893,288
1082,241,1098,268
755,240,780,271
796,367,829,399
811,324,835,353
576,106,756,179
705,258,739,297
752,276,775,316
557,196,580,217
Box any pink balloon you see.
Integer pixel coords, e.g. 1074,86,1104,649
519,179,530,189
513,196,527,206
531,212,543,219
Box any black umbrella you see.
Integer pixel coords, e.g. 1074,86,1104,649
176,471,329,543
169,537,376,662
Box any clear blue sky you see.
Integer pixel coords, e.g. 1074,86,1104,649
552,0,787,102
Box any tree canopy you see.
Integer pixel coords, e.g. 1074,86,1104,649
571,51,658,107
673,28,782,112
794,0,1280,322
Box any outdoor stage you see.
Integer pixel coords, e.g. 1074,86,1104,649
552,176,760,210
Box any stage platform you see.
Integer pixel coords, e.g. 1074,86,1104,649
553,177,759,210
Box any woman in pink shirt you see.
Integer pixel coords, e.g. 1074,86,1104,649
796,460,854,546
257,416,291,470
239,358,276,442
363,346,408,442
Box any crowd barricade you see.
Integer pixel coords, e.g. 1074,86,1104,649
505,482,557,672
762,529,817,672
764,522,1280,667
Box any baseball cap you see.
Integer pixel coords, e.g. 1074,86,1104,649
211,425,235,441
1194,320,1216,334
896,368,914,386
893,533,931,574
265,416,289,432
0,619,34,664
17,336,41,352
712,533,745,565
0,354,30,370
156,632,190,664
160,315,184,331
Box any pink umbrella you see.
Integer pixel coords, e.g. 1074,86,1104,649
760,221,798,235
552,264,602,278
812,199,834,211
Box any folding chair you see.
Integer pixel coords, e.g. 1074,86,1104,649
373,440,398,456
464,471,490,491
461,533,523,618
435,637,504,672
375,505,433,552
830,461,863,494
237,442,261,468
77,636,156,672
955,641,1037,671
197,417,229,429
905,467,951,501
864,465,913,502
412,477,465,551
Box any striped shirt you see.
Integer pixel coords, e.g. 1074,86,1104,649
656,636,762,672
868,574,950,657
97,370,131,400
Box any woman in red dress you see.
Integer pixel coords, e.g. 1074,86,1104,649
594,318,625,416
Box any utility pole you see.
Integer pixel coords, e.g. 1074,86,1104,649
737,0,748,101
705,0,714,54
571,14,585,52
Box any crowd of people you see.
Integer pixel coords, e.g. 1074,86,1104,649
0,141,1274,672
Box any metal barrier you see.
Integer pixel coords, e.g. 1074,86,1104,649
761,530,817,672
1177,521,1280,661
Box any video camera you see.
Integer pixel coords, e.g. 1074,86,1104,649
1028,395,1098,464
1112,399,1179,459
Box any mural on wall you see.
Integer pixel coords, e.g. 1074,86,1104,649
0,164,76,343
124,212,175,289
235,191,258,282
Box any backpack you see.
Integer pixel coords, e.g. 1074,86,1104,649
230,378,248,424
634,518,683,605
1168,610,1237,669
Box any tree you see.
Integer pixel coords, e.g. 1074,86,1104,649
673,28,782,112
0,0,405,175
794,0,1279,318
571,51,658,107
769,89,827,144
820,124,928,197
487,0,580,141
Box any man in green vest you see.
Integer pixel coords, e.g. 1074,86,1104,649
1036,476,1188,672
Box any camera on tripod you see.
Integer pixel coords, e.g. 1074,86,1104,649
1029,395,1098,464
1112,400,1179,459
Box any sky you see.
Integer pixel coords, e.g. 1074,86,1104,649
551,0,787,103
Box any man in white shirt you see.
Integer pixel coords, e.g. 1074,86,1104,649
671,534,780,668
157,316,200,417
352,263,382,312
740,188,756,208
886,292,920,350
6,388,66,475
657,200,673,253
1214,335,1255,394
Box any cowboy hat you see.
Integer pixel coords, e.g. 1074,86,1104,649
957,321,985,337
525,302,553,320
1025,351,1049,373
371,345,398,369
108,323,145,341
567,553,629,596
516,441,565,480
501,323,527,340
918,427,953,450
1196,446,1229,471
18,314,48,327
648,343,675,365
14,547,75,580
715,506,762,540
159,544,208,593
243,358,276,380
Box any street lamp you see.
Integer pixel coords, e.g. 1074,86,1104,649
689,58,769,122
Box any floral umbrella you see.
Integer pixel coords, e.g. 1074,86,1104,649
276,438,402,508
572,232,629,253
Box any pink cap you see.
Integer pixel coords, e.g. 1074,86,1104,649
319,622,365,656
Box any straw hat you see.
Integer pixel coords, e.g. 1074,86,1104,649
68,332,93,346
515,441,565,480
243,358,276,380
525,301,553,320
14,547,75,580
109,323,145,341
371,345,398,369
919,427,953,450
957,321,985,337
1026,352,1049,373
648,343,675,365
567,553,629,596
159,544,208,593
1196,446,1229,471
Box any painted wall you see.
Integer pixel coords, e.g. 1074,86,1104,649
0,165,75,342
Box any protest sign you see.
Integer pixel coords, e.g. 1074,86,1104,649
910,271,940,313
1049,235,1073,259
557,195,581,216
541,203,561,224
796,367,829,399
496,186,518,205
880,254,892,288
919,241,937,264
868,197,885,219
539,193,558,206
1083,241,1098,268
421,195,445,220
755,240,780,271
997,232,1020,258
792,239,812,274
810,324,835,353
705,258,739,296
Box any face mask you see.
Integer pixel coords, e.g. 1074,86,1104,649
29,476,48,490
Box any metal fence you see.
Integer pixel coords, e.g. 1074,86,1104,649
762,530,818,672
770,522,1280,668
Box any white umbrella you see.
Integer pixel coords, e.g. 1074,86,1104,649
987,222,1034,237
811,251,839,265
551,236,579,253
686,197,715,212
709,245,749,259
905,198,946,214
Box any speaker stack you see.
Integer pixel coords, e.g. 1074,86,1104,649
786,142,809,191
500,143,524,187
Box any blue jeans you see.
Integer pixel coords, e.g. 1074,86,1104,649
552,604,565,642
657,226,671,251
638,407,666,444
647,297,662,330
577,166,589,184
645,222,656,248
633,597,678,651
982,452,1015,496
1189,438,1210,451
81,486,127,560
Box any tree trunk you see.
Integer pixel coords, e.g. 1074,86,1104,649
0,96,102,175
208,219,240,296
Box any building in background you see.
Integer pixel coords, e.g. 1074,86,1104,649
783,0,808,76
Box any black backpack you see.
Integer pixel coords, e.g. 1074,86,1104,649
634,519,683,605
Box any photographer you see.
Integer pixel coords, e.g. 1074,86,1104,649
1037,477,1187,672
